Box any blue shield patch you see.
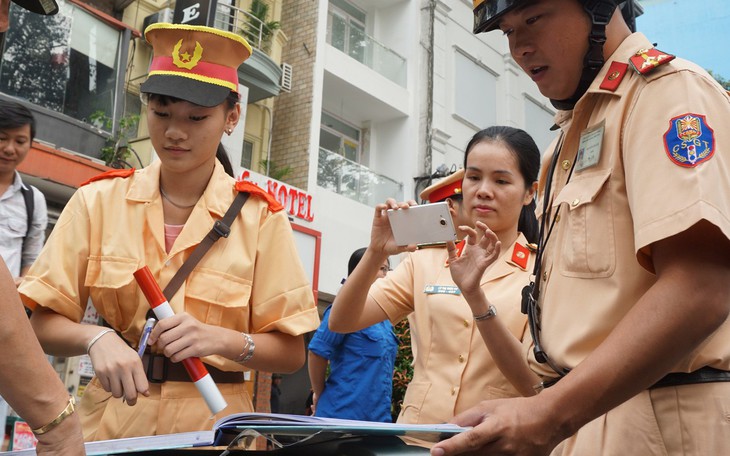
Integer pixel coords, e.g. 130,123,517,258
663,113,715,168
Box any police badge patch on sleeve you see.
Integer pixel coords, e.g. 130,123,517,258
663,113,715,168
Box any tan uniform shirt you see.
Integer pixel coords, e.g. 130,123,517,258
534,33,730,456
370,235,533,424
534,33,730,375
19,160,319,439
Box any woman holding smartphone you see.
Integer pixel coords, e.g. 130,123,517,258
329,126,542,425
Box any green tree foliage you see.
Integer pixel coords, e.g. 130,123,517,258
391,318,414,421
707,69,730,90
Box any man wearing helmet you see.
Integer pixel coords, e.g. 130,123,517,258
431,1,730,455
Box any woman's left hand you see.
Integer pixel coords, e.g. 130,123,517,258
447,221,501,296
148,313,221,362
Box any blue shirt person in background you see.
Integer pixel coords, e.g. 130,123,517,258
307,248,398,422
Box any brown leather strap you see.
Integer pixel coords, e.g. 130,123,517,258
162,191,249,301
142,353,244,384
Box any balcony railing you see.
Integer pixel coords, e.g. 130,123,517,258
214,4,277,52
318,148,403,206
327,12,406,87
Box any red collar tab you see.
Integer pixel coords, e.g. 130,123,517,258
599,61,629,92
81,168,135,187
629,48,675,76
234,181,284,212
511,242,530,270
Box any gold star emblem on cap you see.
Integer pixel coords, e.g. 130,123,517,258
172,39,203,70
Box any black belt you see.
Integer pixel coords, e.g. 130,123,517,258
650,366,730,389
538,366,730,391
141,353,244,384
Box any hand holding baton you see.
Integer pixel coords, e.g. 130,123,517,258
133,266,228,415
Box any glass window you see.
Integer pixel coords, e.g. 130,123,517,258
0,0,121,130
524,97,557,155
241,140,253,169
320,111,361,163
454,51,496,128
327,0,367,64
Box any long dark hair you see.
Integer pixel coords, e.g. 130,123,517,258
463,126,540,243
145,92,237,177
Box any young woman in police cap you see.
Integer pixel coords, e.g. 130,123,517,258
329,125,543,428
20,23,319,440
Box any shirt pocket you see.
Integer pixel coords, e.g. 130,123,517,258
348,326,389,358
185,268,251,330
2,217,26,239
84,256,140,331
553,169,615,278
398,381,431,424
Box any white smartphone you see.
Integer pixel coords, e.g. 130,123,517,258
387,202,457,246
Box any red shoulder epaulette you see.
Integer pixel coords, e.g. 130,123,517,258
511,242,530,270
629,47,675,76
80,168,135,187
234,181,284,212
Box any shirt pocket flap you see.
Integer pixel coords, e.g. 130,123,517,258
553,169,611,211
84,256,139,288
186,269,251,308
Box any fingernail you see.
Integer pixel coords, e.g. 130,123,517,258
431,449,445,456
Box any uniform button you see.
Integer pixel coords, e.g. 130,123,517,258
542,272,548,280
451,387,457,396
571,198,580,207
555,214,561,223
463,320,469,328
561,160,571,170
458,355,465,363
165,261,170,266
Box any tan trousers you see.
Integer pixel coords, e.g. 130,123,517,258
79,376,252,441
554,382,730,456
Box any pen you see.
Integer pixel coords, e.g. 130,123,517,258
137,317,156,358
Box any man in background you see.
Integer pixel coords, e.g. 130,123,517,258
0,99,48,287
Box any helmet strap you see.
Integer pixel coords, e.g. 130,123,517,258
550,0,616,110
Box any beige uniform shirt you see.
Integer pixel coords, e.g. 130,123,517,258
533,32,730,376
370,235,533,424
20,160,319,439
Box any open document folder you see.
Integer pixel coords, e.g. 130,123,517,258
0,413,468,455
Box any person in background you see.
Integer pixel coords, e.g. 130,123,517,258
431,1,730,455
0,257,85,455
308,247,397,422
329,126,542,428
0,99,48,287
270,373,282,414
19,23,319,441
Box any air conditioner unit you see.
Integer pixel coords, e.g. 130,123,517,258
280,62,293,93
142,7,173,39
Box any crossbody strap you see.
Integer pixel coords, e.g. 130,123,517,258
20,185,35,253
162,191,249,301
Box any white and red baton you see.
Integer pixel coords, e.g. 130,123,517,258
133,266,228,415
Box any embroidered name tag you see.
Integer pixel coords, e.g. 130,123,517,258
424,285,462,295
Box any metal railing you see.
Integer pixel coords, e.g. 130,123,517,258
326,11,406,87
214,4,277,52
317,147,403,206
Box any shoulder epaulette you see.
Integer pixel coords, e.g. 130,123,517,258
81,168,135,187
234,181,284,212
510,242,531,270
629,47,675,76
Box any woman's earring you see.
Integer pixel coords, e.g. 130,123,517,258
226,128,232,135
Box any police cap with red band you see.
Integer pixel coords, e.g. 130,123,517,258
140,23,253,107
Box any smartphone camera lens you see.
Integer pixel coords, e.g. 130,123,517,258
439,217,446,226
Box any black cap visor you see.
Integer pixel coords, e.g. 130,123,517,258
474,0,523,34
140,75,234,108
12,0,59,15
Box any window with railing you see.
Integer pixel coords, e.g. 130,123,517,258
317,148,403,206
326,0,406,87
214,0,279,53
0,0,123,130
320,112,361,162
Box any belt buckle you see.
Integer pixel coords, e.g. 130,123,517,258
145,353,168,383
